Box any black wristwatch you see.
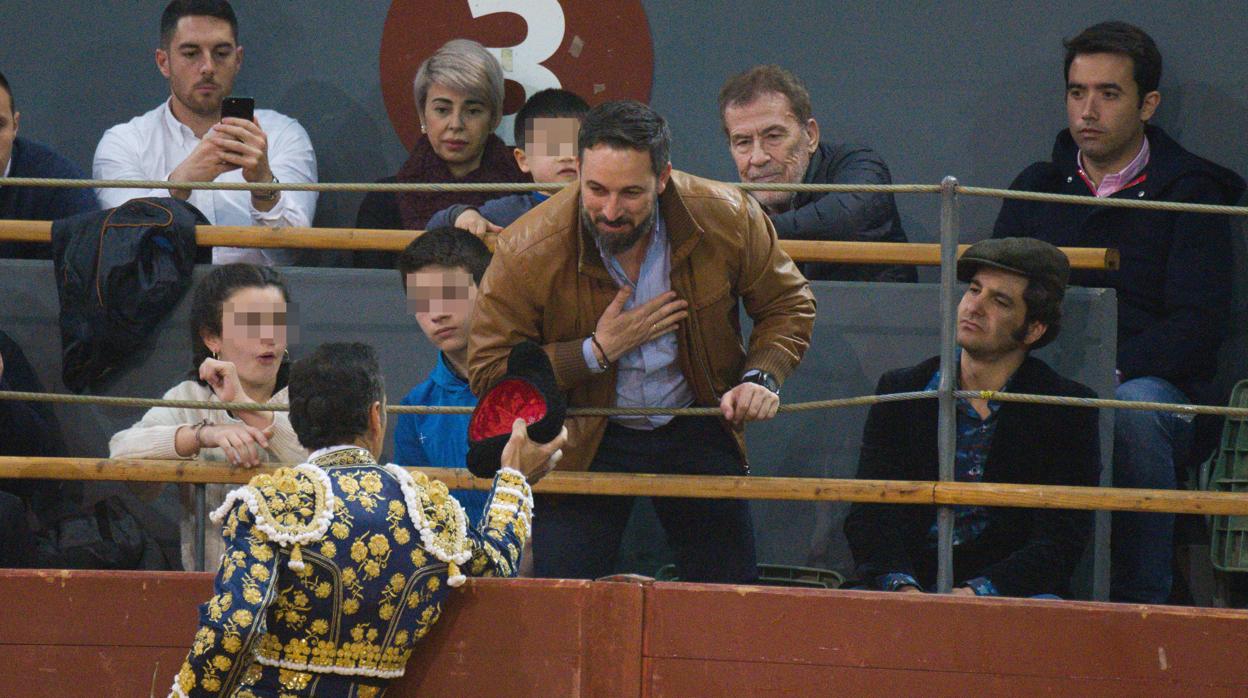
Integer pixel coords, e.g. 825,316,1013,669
740,369,780,395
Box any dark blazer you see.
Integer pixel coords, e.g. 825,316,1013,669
769,140,916,283
992,125,1245,405
844,355,1101,597
0,137,100,259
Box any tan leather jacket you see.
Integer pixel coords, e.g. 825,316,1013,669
468,170,816,472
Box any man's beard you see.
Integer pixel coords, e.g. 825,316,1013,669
178,87,225,119
581,200,657,256
958,322,1030,361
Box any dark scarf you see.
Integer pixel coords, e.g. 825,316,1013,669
395,133,529,230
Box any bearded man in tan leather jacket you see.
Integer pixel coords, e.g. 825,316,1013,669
469,100,815,583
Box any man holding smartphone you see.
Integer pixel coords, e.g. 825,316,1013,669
93,0,317,266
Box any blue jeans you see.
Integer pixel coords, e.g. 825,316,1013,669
1110,377,1194,604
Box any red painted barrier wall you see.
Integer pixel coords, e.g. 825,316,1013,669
1,570,1245,697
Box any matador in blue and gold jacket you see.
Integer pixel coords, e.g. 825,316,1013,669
168,444,533,697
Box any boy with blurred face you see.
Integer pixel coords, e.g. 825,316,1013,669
394,228,493,528
992,21,1245,604
427,88,589,236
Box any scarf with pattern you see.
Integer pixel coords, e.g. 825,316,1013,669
395,133,530,230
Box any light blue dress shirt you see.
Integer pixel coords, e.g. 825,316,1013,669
581,213,695,429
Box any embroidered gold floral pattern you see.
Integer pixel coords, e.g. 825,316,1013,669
377,572,407,621
249,467,327,535
340,564,364,616
387,500,411,546
170,448,533,697
337,468,385,513
407,469,472,566
279,667,312,691
238,540,272,606
330,494,355,541
274,584,312,630
241,661,263,686
206,592,232,622
313,446,372,468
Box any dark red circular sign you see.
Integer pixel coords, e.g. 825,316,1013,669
380,0,654,151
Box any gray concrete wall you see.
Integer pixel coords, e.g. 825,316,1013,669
2,2,1245,235
0,261,1117,581
2,2,1242,377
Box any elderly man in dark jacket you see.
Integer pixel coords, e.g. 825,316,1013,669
719,64,915,283
845,239,1100,598
991,21,1246,604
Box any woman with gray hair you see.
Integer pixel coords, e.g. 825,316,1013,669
355,39,528,261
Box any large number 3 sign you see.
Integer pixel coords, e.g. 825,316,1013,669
380,0,654,150
468,0,563,141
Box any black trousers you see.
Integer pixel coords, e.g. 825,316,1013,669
533,416,757,583
0,491,31,567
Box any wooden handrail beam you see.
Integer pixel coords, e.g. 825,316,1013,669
1,456,1243,515
0,220,1117,269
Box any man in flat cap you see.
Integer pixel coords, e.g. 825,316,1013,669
844,238,1101,598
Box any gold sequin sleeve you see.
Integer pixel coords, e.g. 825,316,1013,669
465,467,533,578
169,498,279,697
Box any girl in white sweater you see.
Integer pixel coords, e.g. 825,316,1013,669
109,264,307,570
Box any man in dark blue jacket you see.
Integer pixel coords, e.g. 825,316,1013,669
845,238,1099,598
0,71,99,259
719,65,915,283
0,329,77,567
991,22,1245,603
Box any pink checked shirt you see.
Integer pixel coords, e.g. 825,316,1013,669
1077,137,1150,198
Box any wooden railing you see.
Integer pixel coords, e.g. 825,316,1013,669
1,457,1243,516
0,219,1118,269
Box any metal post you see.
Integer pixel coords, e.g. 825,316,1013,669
936,176,960,594
194,482,207,571
1092,412,1113,600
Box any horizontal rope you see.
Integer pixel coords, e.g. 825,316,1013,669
0,177,941,195
954,390,1248,418
959,185,1248,217
1,456,1245,516
0,177,557,193
3,387,1241,417
0,389,935,416
3,176,1247,217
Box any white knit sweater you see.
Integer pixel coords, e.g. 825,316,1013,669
109,380,307,570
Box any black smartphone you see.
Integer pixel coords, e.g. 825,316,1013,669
220,96,255,122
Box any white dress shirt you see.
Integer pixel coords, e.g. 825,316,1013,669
93,99,318,265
